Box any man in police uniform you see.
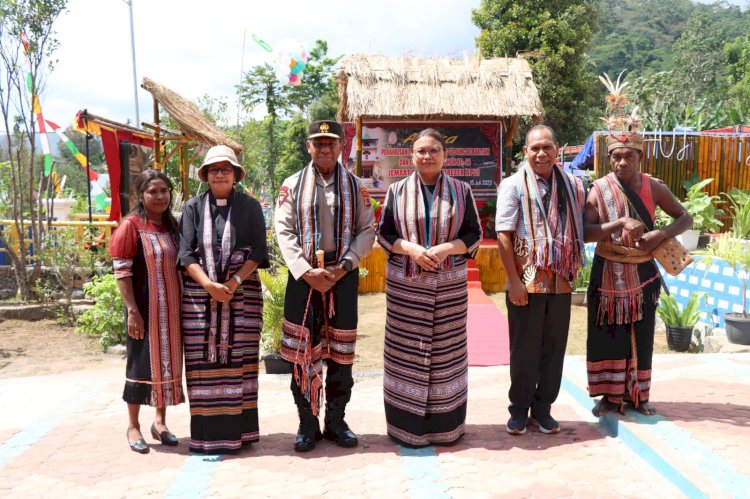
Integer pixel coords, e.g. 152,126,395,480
274,120,375,452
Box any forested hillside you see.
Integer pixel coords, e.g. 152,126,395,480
473,0,750,143
588,0,750,130
590,0,747,77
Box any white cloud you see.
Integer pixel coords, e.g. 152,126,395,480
42,0,481,127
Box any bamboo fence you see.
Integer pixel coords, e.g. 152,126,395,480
594,131,750,230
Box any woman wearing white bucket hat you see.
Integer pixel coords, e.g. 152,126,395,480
178,144,269,454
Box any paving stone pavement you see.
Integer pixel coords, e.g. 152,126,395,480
1,353,749,498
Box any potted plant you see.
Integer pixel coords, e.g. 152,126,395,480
571,259,591,306
259,266,293,374
657,178,724,250
700,233,750,345
656,292,706,352
723,188,750,242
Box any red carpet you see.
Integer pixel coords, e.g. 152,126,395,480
466,288,510,366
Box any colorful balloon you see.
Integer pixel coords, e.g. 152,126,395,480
272,38,308,86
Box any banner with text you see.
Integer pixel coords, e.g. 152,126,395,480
343,123,501,192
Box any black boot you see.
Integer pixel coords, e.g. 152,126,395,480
323,407,358,448
294,406,323,452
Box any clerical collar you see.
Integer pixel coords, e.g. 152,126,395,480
210,190,233,206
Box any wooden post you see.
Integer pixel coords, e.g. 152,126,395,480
153,99,161,169
355,116,363,177
504,116,517,178
179,143,188,201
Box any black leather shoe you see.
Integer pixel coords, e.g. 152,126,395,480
128,433,150,454
151,423,179,446
323,421,358,448
294,423,323,452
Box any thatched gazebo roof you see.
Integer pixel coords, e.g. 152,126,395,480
337,54,544,122
141,77,242,153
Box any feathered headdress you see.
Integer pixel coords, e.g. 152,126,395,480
600,70,643,153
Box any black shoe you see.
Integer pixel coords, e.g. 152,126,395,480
294,423,323,452
505,415,527,435
323,420,358,448
151,423,179,446
127,430,150,454
529,413,560,434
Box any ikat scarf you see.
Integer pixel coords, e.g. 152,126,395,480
518,162,585,281
201,194,233,364
592,173,659,326
390,172,470,277
290,161,357,412
294,161,357,267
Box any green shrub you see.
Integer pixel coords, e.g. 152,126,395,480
76,273,126,351
37,229,87,324
698,233,750,315
723,188,750,239
259,267,287,354
573,259,592,291
657,292,706,327
680,178,724,233
36,226,113,323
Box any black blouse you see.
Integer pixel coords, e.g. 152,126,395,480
178,190,270,275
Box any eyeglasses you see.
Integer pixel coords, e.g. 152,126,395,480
413,147,444,157
207,167,234,176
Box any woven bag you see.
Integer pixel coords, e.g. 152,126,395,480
652,237,693,275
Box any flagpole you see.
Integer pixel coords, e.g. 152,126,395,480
84,110,93,225
122,0,139,125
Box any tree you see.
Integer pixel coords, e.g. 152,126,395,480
238,63,289,194
472,0,600,144
286,40,341,119
237,39,341,194
725,35,750,113
232,117,273,196
589,0,697,77
672,10,727,107
0,0,68,301
275,113,310,187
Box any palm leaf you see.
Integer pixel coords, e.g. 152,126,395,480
680,292,706,327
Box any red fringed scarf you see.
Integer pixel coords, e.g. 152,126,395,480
592,173,659,327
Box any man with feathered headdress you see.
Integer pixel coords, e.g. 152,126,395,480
583,72,692,416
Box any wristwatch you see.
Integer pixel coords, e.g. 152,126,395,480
232,274,243,285
340,259,353,272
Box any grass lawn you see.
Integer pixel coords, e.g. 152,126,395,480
355,291,670,372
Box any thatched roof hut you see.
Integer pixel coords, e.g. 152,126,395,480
337,54,544,122
142,77,242,152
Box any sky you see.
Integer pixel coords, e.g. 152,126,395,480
35,0,750,131
42,0,483,129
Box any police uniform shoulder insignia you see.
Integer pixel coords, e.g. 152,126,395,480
278,185,289,207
